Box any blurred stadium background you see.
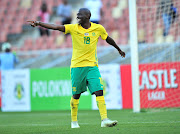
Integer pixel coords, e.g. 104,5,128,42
0,0,179,67
0,0,177,68
0,0,180,133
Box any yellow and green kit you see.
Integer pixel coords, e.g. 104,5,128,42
64,22,108,95
71,66,103,95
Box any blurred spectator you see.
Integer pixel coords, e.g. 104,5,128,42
84,0,103,24
0,43,18,70
57,0,72,25
20,0,32,8
138,29,146,44
37,2,50,36
156,0,178,36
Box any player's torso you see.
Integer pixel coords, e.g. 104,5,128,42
71,23,100,50
70,23,101,67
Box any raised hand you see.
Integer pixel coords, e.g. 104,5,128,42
27,20,39,27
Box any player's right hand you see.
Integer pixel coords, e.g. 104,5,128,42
27,20,39,27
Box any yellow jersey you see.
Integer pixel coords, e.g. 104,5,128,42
64,22,108,68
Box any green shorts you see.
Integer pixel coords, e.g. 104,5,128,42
71,66,103,95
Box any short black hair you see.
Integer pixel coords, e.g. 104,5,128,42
5,48,11,52
79,8,91,19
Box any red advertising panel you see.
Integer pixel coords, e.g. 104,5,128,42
0,71,1,108
121,65,132,108
121,62,180,108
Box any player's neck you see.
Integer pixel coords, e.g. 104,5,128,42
81,21,91,29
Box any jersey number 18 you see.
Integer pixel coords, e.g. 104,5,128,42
84,37,90,44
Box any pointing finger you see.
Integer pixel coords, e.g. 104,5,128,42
27,20,34,23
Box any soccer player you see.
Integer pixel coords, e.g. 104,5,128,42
27,8,125,128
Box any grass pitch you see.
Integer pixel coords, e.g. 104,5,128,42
0,109,180,134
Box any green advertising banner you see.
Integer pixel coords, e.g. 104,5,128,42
30,67,92,111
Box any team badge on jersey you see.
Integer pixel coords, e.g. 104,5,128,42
84,33,89,36
92,32,96,36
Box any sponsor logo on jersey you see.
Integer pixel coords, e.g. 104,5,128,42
84,33,89,36
92,32,96,36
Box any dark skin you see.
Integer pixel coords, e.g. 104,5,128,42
27,8,125,99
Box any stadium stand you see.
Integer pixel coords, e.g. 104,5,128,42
1,0,179,49
0,0,179,68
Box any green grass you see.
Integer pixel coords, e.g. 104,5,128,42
0,109,180,134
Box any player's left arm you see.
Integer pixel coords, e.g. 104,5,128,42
106,36,125,57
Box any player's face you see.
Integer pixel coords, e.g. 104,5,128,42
77,10,88,25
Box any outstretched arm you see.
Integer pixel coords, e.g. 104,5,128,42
106,36,125,57
27,21,65,32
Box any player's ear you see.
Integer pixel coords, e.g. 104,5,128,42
89,12,91,19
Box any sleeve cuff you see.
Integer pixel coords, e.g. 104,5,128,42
102,34,108,40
